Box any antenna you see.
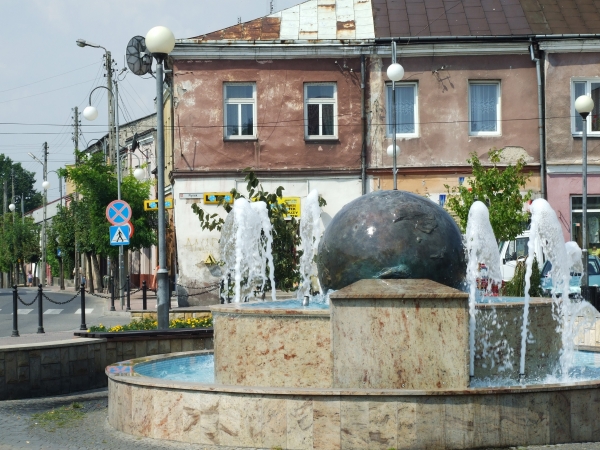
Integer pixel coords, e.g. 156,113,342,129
237,16,242,24
270,0,274,13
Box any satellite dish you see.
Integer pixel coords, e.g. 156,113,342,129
126,36,152,76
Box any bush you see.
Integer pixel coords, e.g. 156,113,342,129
88,315,212,332
501,258,542,297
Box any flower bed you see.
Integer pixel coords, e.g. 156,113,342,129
88,315,212,333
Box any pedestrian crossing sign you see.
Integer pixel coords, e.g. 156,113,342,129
109,225,130,246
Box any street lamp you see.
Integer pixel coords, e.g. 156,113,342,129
575,94,595,290
145,25,175,329
387,41,404,190
28,152,49,287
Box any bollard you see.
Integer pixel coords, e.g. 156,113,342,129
80,282,87,330
11,285,19,337
110,276,115,312
142,281,147,310
37,284,44,334
126,275,131,312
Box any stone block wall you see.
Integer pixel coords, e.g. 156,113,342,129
130,311,211,321
0,335,213,400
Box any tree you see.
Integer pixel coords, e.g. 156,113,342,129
191,169,326,292
57,150,156,290
0,214,40,283
0,155,42,212
445,149,532,242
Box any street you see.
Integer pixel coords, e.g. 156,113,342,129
0,287,129,337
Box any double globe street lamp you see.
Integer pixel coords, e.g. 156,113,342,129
386,41,404,190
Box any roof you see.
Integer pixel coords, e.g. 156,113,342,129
185,0,600,44
373,0,600,37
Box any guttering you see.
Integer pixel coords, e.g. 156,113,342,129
530,40,546,199
361,54,367,195
375,34,600,43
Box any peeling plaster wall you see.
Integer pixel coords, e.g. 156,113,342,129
367,54,540,169
171,59,363,173
174,176,361,293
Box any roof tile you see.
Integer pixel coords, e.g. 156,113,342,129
464,6,486,18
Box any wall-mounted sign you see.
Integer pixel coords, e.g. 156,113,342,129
179,193,204,199
144,198,174,211
204,192,234,205
279,197,301,218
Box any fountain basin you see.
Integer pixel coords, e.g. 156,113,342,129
107,350,600,449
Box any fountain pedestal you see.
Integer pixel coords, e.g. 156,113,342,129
330,279,469,390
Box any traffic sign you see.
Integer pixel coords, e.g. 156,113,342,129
124,222,135,239
106,200,132,225
144,198,174,211
204,192,233,205
110,225,130,246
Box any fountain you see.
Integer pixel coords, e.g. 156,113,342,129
106,191,600,449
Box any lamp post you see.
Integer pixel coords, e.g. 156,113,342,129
575,95,595,290
145,25,175,329
28,152,49,287
8,199,24,285
386,41,404,190
47,171,63,208
83,84,126,307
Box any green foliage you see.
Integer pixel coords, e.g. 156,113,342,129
31,403,85,431
0,215,40,273
445,149,532,242
191,169,327,292
57,150,157,264
0,154,43,213
502,258,543,297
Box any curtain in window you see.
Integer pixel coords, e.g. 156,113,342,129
307,104,319,135
387,85,415,135
241,104,253,135
574,82,586,133
470,84,497,132
322,104,334,135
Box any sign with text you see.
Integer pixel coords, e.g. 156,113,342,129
279,197,301,218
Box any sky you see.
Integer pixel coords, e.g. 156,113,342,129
0,0,301,203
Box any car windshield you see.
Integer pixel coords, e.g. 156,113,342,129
542,257,600,277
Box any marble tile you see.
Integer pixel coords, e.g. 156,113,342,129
313,397,340,450
151,389,183,440
130,387,153,436
548,390,571,444
397,399,418,450
571,389,594,442
183,392,220,445
287,397,314,450
472,394,499,448
525,392,550,445
368,399,397,450
499,393,527,447
415,396,446,449
262,397,287,449
340,398,369,449
444,396,474,449
330,279,469,299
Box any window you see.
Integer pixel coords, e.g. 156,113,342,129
386,82,418,137
571,196,600,247
469,81,501,136
572,79,600,135
304,83,337,139
224,83,256,139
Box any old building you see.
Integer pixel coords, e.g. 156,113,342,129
168,0,600,294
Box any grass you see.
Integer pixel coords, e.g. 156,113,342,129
88,314,213,332
31,402,84,432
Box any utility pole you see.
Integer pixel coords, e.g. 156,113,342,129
2,179,6,287
41,142,48,287
105,52,115,164
11,168,15,285
73,107,80,289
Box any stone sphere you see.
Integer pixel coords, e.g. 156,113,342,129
317,190,466,291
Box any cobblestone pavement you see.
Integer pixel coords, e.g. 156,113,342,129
1,389,600,450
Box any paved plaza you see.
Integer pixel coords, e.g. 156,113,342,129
0,388,598,450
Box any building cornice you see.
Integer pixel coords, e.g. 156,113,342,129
547,164,600,174
171,41,531,60
539,39,600,53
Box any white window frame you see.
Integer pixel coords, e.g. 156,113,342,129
468,81,501,136
304,83,337,140
223,83,257,140
571,78,600,136
386,81,419,138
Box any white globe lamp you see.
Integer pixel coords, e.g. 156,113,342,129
387,63,404,82
145,26,175,55
42,180,50,190
575,95,595,116
133,167,145,181
8,203,15,212
387,144,400,157
83,105,98,121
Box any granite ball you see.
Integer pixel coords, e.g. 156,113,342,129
317,190,466,291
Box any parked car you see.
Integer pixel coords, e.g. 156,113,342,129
498,230,545,282
540,255,600,297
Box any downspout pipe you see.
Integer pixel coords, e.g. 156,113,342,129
530,41,546,199
361,55,367,195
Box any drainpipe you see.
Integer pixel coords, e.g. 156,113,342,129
530,41,546,199
361,55,367,195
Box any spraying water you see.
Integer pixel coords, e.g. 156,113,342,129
219,198,276,303
465,201,503,376
298,189,322,300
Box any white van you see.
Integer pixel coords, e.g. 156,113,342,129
498,230,545,282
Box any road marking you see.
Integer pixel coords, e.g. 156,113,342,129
16,309,33,315
74,308,93,315
44,309,62,315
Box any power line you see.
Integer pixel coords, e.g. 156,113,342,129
0,62,101,94
0,78,99,105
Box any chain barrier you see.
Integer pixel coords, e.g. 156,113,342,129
17,293,38,306
85,290,112,300
177,283,220,298
43,290,81,305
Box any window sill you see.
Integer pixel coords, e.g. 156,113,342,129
223,137,258,142
468,133,502,137
572,134,600,138
305,137,339,143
